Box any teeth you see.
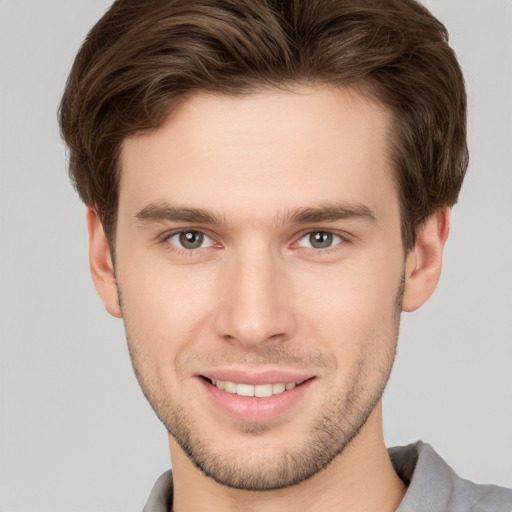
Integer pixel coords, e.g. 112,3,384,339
224,381,237,393
255,384,273,397
210,379,301,397
272,383,285,394
237,383,255,397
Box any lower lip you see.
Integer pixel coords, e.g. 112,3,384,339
199,378,315,423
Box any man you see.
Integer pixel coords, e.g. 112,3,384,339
58,0,511,510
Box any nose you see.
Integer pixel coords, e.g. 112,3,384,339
213,246,296,348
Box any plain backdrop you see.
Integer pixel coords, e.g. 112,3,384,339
1,1,511,511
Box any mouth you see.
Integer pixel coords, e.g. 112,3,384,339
204,377,307,397
197,373,315,422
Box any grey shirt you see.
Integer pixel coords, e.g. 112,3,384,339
143,441,512,511
390,442,512,511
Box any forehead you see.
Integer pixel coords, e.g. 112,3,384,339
118,86,396,222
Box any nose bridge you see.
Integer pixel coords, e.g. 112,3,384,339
215,239,293,347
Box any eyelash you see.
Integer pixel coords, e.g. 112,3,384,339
159,228,350,255
295,231,345,251
159,229,219,256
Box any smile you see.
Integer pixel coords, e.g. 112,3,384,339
200,374,316,421
210,379,301,397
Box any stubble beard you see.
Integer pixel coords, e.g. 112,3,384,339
121,274,404,491
166,359,395,491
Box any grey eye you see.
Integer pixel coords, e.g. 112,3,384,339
309,232,333,248
298,231,342,249
167,230,214,250
179,231,204,249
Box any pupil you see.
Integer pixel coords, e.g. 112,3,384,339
310,231,332,249
179,231,203,249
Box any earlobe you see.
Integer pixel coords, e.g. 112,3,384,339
402,208,450,312
86,208,122,318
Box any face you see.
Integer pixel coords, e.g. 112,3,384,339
113,87,406,490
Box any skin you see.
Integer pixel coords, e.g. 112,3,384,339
87,86,449,512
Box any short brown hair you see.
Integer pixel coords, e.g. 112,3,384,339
59,0,468,250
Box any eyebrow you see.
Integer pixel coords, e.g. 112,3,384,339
135,203,223,225
135,201,376,226
288,202,377,224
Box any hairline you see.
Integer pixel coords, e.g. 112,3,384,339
106,80,409,258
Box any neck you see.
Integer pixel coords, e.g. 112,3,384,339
169,402,406,512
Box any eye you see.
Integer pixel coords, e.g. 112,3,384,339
166,230,215,250
298,231,343,249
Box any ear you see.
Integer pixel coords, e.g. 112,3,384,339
402,208,450,312
86,207,122,318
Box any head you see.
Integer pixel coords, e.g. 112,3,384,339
59,0,467,254
59,0,467,492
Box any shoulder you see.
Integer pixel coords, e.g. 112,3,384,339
143,470,173,512
389,441,512,512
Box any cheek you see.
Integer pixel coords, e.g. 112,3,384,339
295,259,402,353
301,261,400,315
117,253,219,351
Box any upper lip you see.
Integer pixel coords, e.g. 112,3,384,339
199,369,314,385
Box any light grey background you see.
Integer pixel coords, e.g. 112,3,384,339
1,1,511,510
